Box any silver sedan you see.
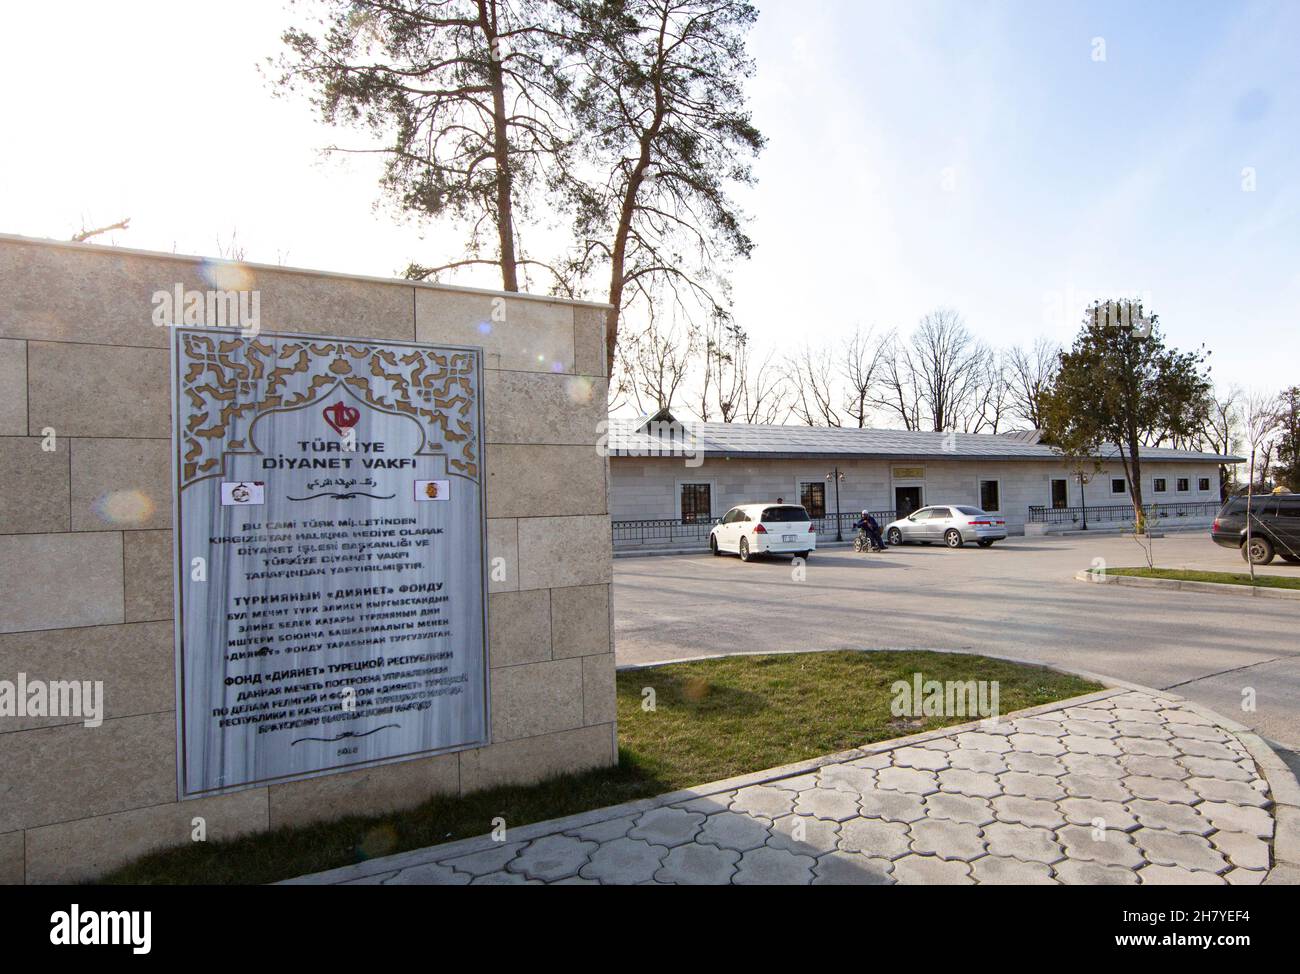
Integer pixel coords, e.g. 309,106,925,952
884,506,1007,548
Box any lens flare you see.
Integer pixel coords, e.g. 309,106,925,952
199,259,255,292
565,377,594,403
93,490,155,526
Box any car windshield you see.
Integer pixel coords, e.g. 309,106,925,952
954,506,985,516
762,506,810,522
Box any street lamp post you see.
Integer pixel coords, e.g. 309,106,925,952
1076,471,1090,531
826,468,846,541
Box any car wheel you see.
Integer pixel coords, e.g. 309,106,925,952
887,528,902,546
977,539,994,548
945,529,963,549
710,535,721,557
739,538,753,562
1242,536,1275,565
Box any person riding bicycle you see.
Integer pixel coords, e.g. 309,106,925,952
852,510,886,550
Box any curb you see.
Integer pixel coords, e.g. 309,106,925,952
1076,569,1300,601
286,650,1300,886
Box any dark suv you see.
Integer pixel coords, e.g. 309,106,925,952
1211,493,1300,565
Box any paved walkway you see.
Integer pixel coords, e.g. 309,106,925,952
288,686,1300,885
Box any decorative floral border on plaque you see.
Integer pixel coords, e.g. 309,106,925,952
176,330,479,488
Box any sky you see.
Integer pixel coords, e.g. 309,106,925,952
2,0,1296,396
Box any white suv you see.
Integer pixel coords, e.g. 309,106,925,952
709,503,817,562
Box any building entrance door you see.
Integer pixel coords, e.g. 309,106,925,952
895,485,923,518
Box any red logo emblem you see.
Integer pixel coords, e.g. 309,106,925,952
322,402,360,436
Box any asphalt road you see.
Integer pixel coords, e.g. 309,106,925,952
613,532,1300,752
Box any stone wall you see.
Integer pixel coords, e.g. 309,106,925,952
611,456,1224,533
0,234,616,883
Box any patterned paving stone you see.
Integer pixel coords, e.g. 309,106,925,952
848,752,894,770
774,773,821,792
384,863,472,885
654,843,740,885
937,768,1001,798
733,846,814,885
794,788,861,822
876,766,940,795
1180,756,1252,781
508,834,598,882
1187,777,1270,807
1113,693,1162,711
892,745,951,771
731,785,796,818
923,791,995,825
1126,799,1213,835
954,731,1012,753
1175,738,1238,761
629,806,705,847
1013,717,1067,736
1124,775,1199,804
768,814,840,855
1061,773,1131,802
1119,754,1187,780
990,795,1065,829
1199,801,1274,838
1112,707,1164,724
698,811,772,851
1061,753,1124,777
1061,734,1122,756
819,764,876,795
909,818,986,860
568,815,638,843
1061,719,1117,739
1138,865,1225,885
1053,860,1138,885
1058,797,1138,832
949,749,1009,773
675,793,733,816
998,771,1065,800
839,818,912,859
1113,721,1171,741
1135,829,1229,873
1118,737,1177,757
1009,733,1066,756
1005,751,1066,776
1224,867,1267,885
444,841,525,876
580,837,668,884
858,789,927,823
1163,708,1216,727
971,855,1056,885
1062,706,1119,723
1211,830,1270,871
891,854,973,885
1058,825,1145,868
982,821,1063,864
470,871,540,885
1174,723,1231,743
812,850,893,885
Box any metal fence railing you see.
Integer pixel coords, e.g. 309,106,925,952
1027,500,1219,526
611,510,896,548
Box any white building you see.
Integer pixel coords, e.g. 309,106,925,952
607,410,1239,547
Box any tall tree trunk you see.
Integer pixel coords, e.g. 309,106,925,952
480,0,518,292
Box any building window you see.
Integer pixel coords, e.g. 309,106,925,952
799,482,826,518
1177,478,1189,492
1051,479,1068,509
680,483,711,524
1153,478,1167,493
1198,477,1210,492
1111,478,1126,495
979,479,1000,512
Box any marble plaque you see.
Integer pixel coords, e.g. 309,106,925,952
170,327,489,799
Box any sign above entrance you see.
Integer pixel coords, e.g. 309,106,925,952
170,327,489,799
892,466,926,480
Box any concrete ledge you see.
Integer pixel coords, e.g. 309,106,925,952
1076,569,1300,600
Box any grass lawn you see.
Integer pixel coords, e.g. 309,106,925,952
1100,567,1300,590
100,650,1099,885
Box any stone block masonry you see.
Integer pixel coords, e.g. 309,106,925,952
0,233,616,883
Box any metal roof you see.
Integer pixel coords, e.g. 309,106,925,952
607,415,1242,464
